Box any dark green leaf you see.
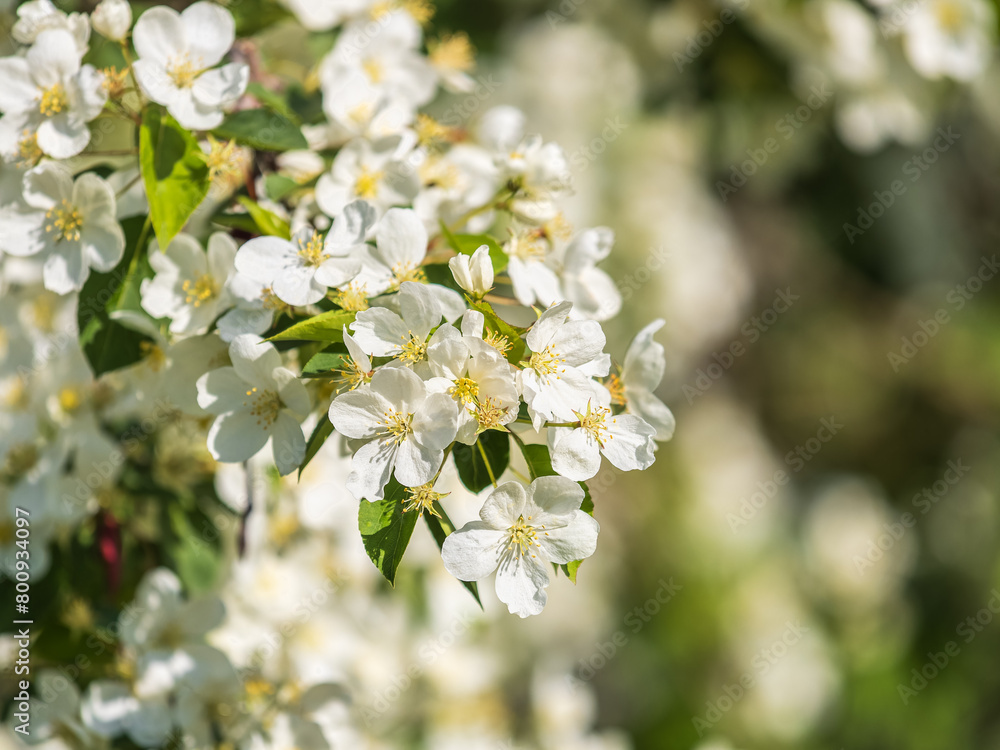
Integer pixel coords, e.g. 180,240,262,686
265,174,301,201
424,508,482,607
247,82,298,123
453,431,510,494
237,196,291,239
268,310,356,343
211,211,259,234
358,479,418,585
139,107,211,249
77,216,155,376
302,344,350,378
213,108,308,152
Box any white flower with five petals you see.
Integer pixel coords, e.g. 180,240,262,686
235,201,374,306
196,334,310,475
613,318,676,442
328,367,458,501
547,397,656,481
0,29,106,159
441,477,599,618
140,232,238,335
131,2,249,130
0,161,124,293
518,301,609,430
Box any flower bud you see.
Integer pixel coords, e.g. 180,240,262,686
448,245,494,298
91,0,132,42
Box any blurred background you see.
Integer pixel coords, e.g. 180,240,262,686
5,0,1000,749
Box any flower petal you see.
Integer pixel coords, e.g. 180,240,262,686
495,553,549,618
441,521,505,581
206,410,269,463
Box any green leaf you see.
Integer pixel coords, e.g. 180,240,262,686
211,211,259,234
302,344,349,378
424,508,482,607
453,431,510,494
268,310,356,343
265,174,301,202
358,479,418,585
469,299,526,365
77,216,155,376
299,415,334,477
247,82,298,123
520,442,555,480
139,107,211,250
166,505,221,595
237,196,291,239
439,221,508,273
212,108,308,152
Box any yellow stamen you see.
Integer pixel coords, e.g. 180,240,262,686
243,386,282,427
403,483,447,516
380,409,413,444
297,231,329,267
428,32,474,72
354,166,385,200
528,345,564,376
44,200,84,243
395,331,427,364
38,83,68,117
334,281,370,312
182,274,219,307
507,514,540,557
16,130,42,168
606,373,626,406
574,402,613,448
167,54,199,88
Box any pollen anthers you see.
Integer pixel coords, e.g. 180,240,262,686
428,32,474,72
354,166,385,200
205,136,241,183
337,359,372,392
260,286,287,311
528,345,564,377
370,0,434,25
506,232,547,262
167,53,201,88
182,274,219,307
606,373,626,406
243,386,282,427
38,83,68,117
16,130,42,168
575,402,613,447
44,199,84,243
484,330,512,357
334,281,370,312
390,261,427,288
507,514,542,558
395,331,428,364
449,376,479,404
297,231,329,268
403,483,447,517
475,396,508,431
140,340,167,372
380,408,413,444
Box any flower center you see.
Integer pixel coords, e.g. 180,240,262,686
16,129,42,167
575,403,612,448
507,515,541,558
44,200,84,243
140,341,167,372
260,286,287,311
528,345,564,376
429,32,474,72
243,386,282,428
182,274,219,307
362,58,385,84
450,377,479,404
371,0,434,24
395,331,427,364
935,0,965,31
403,483,447,516
334,281,370,312
606,373,626,406
167,54,200,88
38,83,68,117
507,233,547,262
484,330,512,357
297,231,329,268
58,385,83,413
354,167,384,200
390,261,427,289
475,396,508,431
206,136,241,183
380,408,413,445
3,443,39,480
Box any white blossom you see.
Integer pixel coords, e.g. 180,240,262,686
441,477,600,617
